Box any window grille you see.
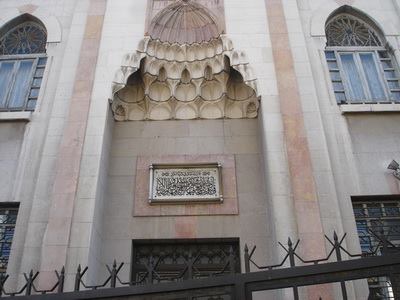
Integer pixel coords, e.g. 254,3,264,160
0,21,46,55
0,19,47,112
325,14,400,104
0,205,18,274
326,15,381,47
352,197,400,299
131,239,240,284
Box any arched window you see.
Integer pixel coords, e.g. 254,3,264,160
325,8,400,104
0,15,47,111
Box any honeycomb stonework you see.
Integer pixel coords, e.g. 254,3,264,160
111,36,259,121
110,0,259,121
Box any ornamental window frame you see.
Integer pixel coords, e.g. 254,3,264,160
131,238,241,284
325,13,400,105
0,203,19,274
351,195,400,298
0,15,48,112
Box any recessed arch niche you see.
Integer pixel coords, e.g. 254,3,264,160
111,0,259,121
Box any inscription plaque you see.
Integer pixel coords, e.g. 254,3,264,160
149,163,223,203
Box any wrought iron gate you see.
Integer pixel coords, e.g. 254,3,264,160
2,232,400,299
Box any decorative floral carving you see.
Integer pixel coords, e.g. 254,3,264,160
114,105,126,117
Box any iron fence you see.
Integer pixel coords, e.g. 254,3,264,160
1,231,400,299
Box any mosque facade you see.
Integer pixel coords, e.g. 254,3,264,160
0,0,399,299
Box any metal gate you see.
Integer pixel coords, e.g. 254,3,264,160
2,232,400,299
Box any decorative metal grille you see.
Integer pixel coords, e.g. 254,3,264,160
352,198,400,299
132,239,240,284
353,200,400,252
0,206,18,274
326,15,382,47
0,21,46,55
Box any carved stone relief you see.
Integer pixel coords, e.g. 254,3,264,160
146,0,226,34
111,0,259,121
149,163,222,203
134,155,238,216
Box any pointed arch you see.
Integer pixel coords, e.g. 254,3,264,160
0,13,47,55
310,3,399,37
0,13,49,111
325,6,385,47
323,6,400,105
0,11,61,43
0,13,46,37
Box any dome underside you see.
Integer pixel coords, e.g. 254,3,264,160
149,1,221,45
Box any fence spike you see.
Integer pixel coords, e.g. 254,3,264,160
111,260,117,288
58,266,65,293
74,265,82,292
244,244,250,273
26,270,34,296
333,231,338,241
288,238,295,268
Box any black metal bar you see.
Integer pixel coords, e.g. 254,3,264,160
187,251,193,280
0,274,8,297
23,271,38,296
10,253,400,300
382,247,400,299
74,265,87,292
245,254,400,293
57,267,64,294
332,232,348,300
147,256,154,284
110,261,117,288
287,238,299,300
229,246,235,274
24,271,32,296
4,232,400,299
234,281,248,300
244,244,250,273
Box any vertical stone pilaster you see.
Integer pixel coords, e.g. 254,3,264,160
264,0,333,298
38,0,106,289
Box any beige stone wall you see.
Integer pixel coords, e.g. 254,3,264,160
72,0,279,289
0,0,398,297
0,0,93,290
347,114,400,195
100,119,272,280
297,0,400,241
296,0,400,298
0,123,25,203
